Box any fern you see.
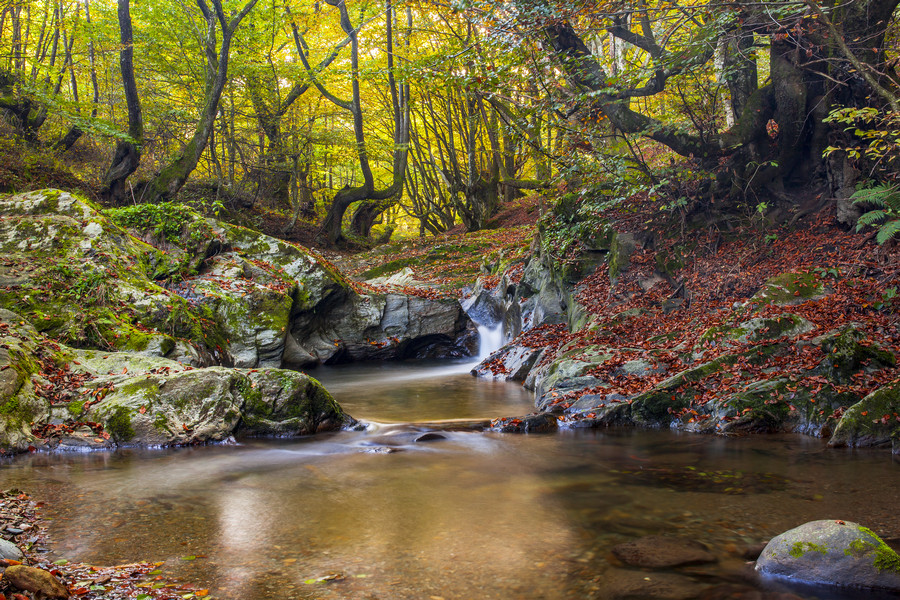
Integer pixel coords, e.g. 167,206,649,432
852,184,900,244
876,219,900,245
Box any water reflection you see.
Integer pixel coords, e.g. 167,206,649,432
2,361,900,600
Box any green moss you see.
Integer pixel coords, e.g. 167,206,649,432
754,271,823,306
849,526,900,573
67,399,85,417
152,412,172,433
359,257,419,280
789,541,828,558
105,406,135,442
0,396,35,426
237,377,265,413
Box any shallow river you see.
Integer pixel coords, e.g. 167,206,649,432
2,358,900,600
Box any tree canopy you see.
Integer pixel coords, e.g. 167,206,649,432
0,0,897,242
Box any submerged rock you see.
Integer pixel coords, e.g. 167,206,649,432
598,569,704,600
755,520,900,592
612,535,717,569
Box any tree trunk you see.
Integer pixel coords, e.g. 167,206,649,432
143,0,258,203
100,0,142,206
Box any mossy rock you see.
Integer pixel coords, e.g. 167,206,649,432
752,271,826,307
756,520,900,591
829,379,900,448
238,369,345,436
608,231,637,280
708,378,858,435
84,367,245,446
0,310,52,450
813,326,896,384
698,314,814,348
629,343,790,426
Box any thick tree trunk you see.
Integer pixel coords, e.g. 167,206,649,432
100,0,142,206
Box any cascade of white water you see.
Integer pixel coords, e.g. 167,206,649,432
476,324,504,361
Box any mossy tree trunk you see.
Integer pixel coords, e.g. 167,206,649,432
543,0,900,205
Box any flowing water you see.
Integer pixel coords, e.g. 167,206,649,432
2,329,899,600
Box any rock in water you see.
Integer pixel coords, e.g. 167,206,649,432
755,520,900,592
3,564,69,598
612,535,717,568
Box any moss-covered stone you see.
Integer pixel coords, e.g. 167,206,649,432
813,326,896,384
829,379,900,448
757,520,900,591
105,406,136,442
752,271,826,306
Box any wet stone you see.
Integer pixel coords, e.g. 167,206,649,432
415,432,446,443
599,569,705,600
359,446,399,454
0,538,23,561
612,535,717,569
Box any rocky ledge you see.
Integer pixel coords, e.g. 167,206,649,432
0,189,478,453
468,216,900,450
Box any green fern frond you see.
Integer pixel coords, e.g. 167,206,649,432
852,184,900,210
875,219,900,245
857,210,888,230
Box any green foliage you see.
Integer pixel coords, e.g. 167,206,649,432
824,108,900,176
539,188,614,268
851,184,900,244
106,202,208,246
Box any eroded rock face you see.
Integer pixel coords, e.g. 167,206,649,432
287,290,477,366
755,520,900,592
0,190,477,370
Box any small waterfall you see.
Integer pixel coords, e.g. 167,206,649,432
476,324,504,361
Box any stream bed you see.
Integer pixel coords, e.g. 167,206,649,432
2,360,899,600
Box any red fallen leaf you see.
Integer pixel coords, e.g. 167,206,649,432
121,367,128,374
71,588,90,596
861,411,869,416
139,406,147,414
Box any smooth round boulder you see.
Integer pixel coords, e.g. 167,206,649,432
755,520,900,592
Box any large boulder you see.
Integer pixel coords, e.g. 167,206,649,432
0,310,51,451
756,520,900,592
76,353,345,446
0,190,476,369
0,309,347,453
829,378,900,448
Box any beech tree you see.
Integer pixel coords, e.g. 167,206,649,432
100,0,141,204
141,0,260,204
479,0,900,212
315,0,411,245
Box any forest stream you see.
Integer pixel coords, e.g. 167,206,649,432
2,330,899,600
